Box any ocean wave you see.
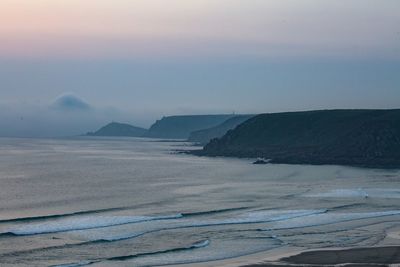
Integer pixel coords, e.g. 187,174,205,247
100,237,279,266
94,209,327,242
2,208,321,238
181,207,251,217
234,209,327,223
53,240,210,267
4,209,399,264
328,203,366,211
0,206,249,227
0,207,252,237
5,209,323,243
0,206,137,224
52,260,97,267
2,214,183,236
108,239,210,261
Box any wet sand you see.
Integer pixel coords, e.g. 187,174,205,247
174,246,399,267
242,246,400,266
174,231,400,267
173,225,400,267
255,227,400,267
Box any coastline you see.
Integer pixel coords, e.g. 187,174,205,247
172,227,400,267
172,246,400,267
189,149,400,170
189,109,400,170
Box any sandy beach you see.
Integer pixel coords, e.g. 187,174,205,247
174,228,400,267
256,246,399,266
173,246,400,267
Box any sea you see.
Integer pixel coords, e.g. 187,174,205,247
0,137,399,266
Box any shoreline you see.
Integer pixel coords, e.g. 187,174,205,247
172,228,400,267
241,246,400,267
172,246,400,267
188,149,400,170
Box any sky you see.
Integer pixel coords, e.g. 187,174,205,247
0,0,399,136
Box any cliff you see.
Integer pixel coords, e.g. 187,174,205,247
195,109,400,168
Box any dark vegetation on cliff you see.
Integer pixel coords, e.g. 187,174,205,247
195,109,400,168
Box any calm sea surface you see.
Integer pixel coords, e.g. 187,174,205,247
0,137,399,266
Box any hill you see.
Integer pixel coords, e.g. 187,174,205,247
195,109,400,168
188,115,254,144
144,115,235,139
87,122,147,137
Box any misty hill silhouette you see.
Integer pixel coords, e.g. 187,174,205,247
145,115,235,139
87,122,147,137
52,94,91,111
195,109,400,168
188,115,254,144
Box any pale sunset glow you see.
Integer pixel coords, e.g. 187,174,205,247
1,0,399,58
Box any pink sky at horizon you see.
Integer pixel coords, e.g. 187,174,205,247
1,0,399,59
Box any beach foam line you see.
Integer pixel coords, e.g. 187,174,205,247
2,214,183,236
95,209,327,242
0,207,253,237
0,210,323,260
1,209,326,241
4,210,399,262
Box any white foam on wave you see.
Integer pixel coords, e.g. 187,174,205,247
307,188,369,198
6,214,182,236
54,240,211,267
53,260,95,267
264,210,400,231
94,209,326,242
100,231,147,242
306,188,400,199
102,235,278,266
233,209,327,223
191,239,210,248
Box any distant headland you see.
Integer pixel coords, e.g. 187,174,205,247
86,114,241,141
193,109,400,169
86,122,147,137
87,109,400,169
